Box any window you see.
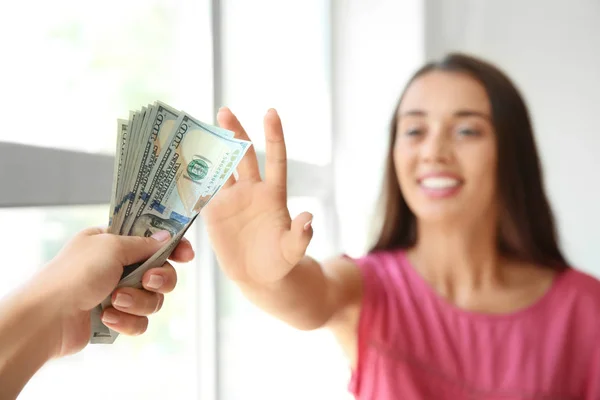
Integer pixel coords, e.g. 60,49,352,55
0,0,212,398
0,0,213,153
0,0,353,399
217,1,351,399
219,0,332,166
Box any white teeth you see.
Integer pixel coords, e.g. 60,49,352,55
420,177,460,189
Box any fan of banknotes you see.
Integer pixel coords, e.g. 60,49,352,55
90,101,251,344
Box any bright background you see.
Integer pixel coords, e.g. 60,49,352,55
0,0,598,399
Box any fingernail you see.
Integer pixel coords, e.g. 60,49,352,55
102,310,119,324
113,293,133,308
147,274,164,290
303,220,313,231
151,230,171,242
267,108,277,115
154,294,164,314
218,106,230,113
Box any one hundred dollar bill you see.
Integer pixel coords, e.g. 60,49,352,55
122,113,249,237
118,102,181,234
91,101,249,344
109,119,129,226
110,110,139,233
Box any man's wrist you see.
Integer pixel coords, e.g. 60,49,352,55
0,273,64,397
20,269,66,358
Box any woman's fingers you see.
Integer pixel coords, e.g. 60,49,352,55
169,238,194,263
264,109,287,192
217,107,260,181
222,173,236,190
101,308,149,336
280,211,313,266
110,287,165,316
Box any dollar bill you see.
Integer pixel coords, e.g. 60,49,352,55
90,101,249,344
109,119,129,226
89,304,112,343
125,105,235,228
110,110,138,233
122,108,147,203
118,103,180,234
122,113,249,236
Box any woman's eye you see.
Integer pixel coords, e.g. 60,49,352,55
406,128,423,136
457,127,480,136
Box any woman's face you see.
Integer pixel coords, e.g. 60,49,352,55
395,71,497,224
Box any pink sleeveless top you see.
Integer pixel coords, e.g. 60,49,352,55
348,250,600,399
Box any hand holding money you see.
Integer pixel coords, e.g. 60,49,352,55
0,227,193,399
91,101,250,343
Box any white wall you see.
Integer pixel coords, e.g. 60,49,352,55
424,0,600,276
332,0,425,256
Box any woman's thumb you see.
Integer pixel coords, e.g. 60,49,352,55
281,212,313,266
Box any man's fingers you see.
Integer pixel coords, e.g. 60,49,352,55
80,226,108,236
110,287,165,316
217,107,260,181
101,308,149,336
108,230,171,266
169,237,194,263
142,262,178,294
264,109,287,191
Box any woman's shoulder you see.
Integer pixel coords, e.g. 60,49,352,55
339,248,421,309
560,267,600,304
548,268,600,336
555,268,600,358
343,247,406,271
342,248,409,284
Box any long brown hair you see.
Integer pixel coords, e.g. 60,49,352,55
370,53,568,270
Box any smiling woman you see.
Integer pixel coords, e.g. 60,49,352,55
394,71,497,222
373,55,568,271
349,53,599,399
202,53,600,400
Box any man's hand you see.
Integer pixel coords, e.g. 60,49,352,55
41,227,195,357
0,227,195,399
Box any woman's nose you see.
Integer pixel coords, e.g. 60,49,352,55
420,130,452,164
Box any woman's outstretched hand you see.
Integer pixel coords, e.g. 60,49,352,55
202,107,313,286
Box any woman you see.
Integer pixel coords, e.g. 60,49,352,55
207,53,600,399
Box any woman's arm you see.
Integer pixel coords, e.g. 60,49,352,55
236,255,362,330
234,255,363,365
201,108,366,365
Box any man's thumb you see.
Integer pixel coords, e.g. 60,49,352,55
113,230,172,266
